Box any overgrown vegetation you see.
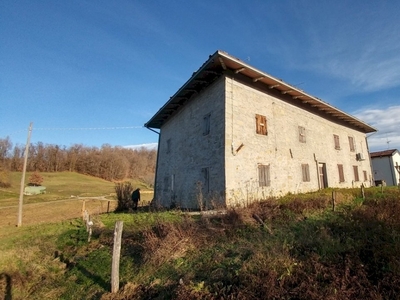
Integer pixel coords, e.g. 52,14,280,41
114,181,135,212
1,187,400,299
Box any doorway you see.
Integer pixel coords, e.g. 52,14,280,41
318,163,328,189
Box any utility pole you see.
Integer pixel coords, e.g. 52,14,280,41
17,122,33,227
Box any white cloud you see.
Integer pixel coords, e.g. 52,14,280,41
354,106,400,151
124,143,158,150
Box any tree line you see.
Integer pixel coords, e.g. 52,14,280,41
0,137,157,184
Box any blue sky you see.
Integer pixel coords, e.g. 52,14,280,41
1,0,399,151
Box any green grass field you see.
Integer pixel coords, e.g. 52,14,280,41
0,172,152,207
1,186,400,299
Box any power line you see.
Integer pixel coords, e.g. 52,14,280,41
34,126,144,131
2,126,144,136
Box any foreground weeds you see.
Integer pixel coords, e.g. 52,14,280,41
1,188,400,299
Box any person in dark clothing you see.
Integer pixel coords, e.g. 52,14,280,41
131,188,140,210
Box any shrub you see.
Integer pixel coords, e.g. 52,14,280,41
0,168,11,188
28,171,43,186
114,181,134,212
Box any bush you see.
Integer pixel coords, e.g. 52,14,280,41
28,171,43,186
114,181,134,212
0,168,11,188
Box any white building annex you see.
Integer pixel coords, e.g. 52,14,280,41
370,149,400,186
145,50,377,209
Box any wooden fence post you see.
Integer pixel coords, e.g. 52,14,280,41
82,200,86,220
361,184,365,200
107,201,110,214
332,190,336,212
111,220,124,293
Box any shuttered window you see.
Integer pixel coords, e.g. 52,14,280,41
255,114,268,135
363,170,368,181
338,164,345,182
353,165,359,181
258,164,270,187
201,167,209,193
203,113,211,135
299,126,306,143
334,134,340,150
302,164,310,182
348,136,355,152
166,138,171,154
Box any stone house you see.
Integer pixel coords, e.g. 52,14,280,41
370,149,400,186
145,50,376,209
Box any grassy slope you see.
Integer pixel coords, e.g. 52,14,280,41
0,171,152,206
1,187,400,299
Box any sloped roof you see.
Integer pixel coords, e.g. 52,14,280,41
145,50,377,133
370,149,399,158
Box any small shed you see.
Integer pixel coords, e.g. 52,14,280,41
24,186,46,195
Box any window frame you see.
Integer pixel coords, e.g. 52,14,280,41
348,136,356,152
203,113,211,136
258,164,271,187
201,167,210,193
334,134,340,150
255,114,268,135
353,165,359,182
338,164,345,183
299,126,306,143
301,163,310,182
166,138,171,154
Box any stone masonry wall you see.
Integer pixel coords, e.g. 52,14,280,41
154,78,226,209
224,77,373,207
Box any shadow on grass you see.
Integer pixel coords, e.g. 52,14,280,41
0,273,12,300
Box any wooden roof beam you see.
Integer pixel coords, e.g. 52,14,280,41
269,84,280,89
281,90,293,94
235,67,246,74
219,57,227,70
253,76,265,82
293,95,306,100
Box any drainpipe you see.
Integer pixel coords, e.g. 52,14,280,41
145,125,160,204
388,155,396,186
314,153,320,189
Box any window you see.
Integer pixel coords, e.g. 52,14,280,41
203,113,211,135
348,136,355,152
171,174,175,191
299,126,306,143
363,170,367,181
301,164,310,182
255,114,268,135
201,167,209,193
258,164,271,187
353,165,359,182
166,138,171,154
163,176,169,192
334,134,340,150
338,164,345,182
